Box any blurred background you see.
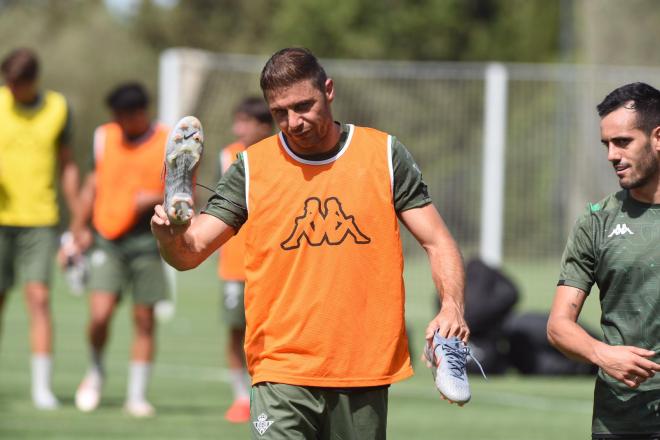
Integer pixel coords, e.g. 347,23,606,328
1,0,660,438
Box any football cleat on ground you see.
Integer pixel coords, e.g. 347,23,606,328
33,389,60,411
424,332,486,405
164,116,204,225
225,397,250,423
75,374,103,412
124,399,156,418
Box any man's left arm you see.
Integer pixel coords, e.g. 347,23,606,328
58,145,81,227
400,205,469,343
391,136,468,342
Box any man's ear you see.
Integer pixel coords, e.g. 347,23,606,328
324,78,335,104
652,125,660,152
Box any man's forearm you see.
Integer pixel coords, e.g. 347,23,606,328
547,316,602,364
61,160,80,223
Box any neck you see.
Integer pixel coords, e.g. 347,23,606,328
287,122,341,156
629,174,660,204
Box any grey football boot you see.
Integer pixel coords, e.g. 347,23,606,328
424,331,486,405
164,116,204,224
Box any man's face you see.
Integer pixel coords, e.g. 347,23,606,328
266,78,335,153
600,105,660,190
232,112,271,147
5,78,38,104
114,108,150,139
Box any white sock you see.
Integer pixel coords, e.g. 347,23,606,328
127,362,151,404
31,354,58,407
229,368,249,400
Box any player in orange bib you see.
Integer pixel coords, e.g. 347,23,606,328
217,97,273,423
72,83,169,418
152,48,468,438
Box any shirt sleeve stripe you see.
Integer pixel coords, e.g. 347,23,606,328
242,150,250,213
387,134,394,199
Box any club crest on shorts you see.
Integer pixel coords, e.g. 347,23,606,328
253,413,274,435
281,196,371,250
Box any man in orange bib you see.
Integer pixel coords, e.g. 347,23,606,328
217,96,273,423
73,83,169,417
152,48,468,438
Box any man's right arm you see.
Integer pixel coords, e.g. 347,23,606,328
151,207,236,270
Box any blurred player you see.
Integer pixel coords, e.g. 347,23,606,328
152,48,468,438
73,83,169,417
548,82,660,439
0,48,80,409
217,97,273,423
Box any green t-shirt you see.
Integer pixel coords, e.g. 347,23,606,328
203,123,432,229
558,190,660,436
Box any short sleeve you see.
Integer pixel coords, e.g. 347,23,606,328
202,154,248,230
558,210,597,294
392,137,432,213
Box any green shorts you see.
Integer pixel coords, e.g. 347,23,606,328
87,232,168,305
250,382,388,440
221,280,246,328
0,226,57,292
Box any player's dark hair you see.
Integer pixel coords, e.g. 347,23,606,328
1,48,39,83
234,96,273,125
260,48,327,97
597,82,660,134
105,82,149,112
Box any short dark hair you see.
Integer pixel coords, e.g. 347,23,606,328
597,82,660,134
260,48,327,97
1,48,39,83
234,96,273,125
105,82,149,112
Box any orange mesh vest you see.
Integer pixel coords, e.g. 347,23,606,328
92,122,168,240
242,124,412,387
217,142,247,281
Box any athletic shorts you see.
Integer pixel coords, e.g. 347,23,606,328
221,280,246,328
250,382,388,440
87,232,168,305
0,226,57,292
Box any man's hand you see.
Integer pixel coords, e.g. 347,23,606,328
425,299,469,343
594,343,660,388
150,204,190,240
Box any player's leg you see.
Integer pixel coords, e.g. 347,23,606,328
125,302,156,417
75,292,119,412
17,227,59,410
123,250,168,417
323,387,388,440
250,382,324,439
222,280,250,423
0,228,12,345
76,241,123,412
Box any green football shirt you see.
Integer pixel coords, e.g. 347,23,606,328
203,123,432,229
559,190,660,437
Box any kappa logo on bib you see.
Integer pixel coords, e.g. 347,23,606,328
281,197,371,250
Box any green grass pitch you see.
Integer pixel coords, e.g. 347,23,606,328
0,254,600,439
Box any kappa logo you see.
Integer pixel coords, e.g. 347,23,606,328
253,413,274,436
608,223,634,238
281,197,371,250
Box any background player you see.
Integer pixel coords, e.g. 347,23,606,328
217,96,273,423
72,82,169,417
0,47,80,410
152,47,468,438
548,82,660,439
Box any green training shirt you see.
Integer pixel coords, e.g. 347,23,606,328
558,190,660,437
203,123,432,229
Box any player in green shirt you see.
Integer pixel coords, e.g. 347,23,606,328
548,82,660,439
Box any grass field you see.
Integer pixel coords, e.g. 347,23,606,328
0,253,601,439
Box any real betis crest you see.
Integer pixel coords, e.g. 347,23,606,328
253,413,274,436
